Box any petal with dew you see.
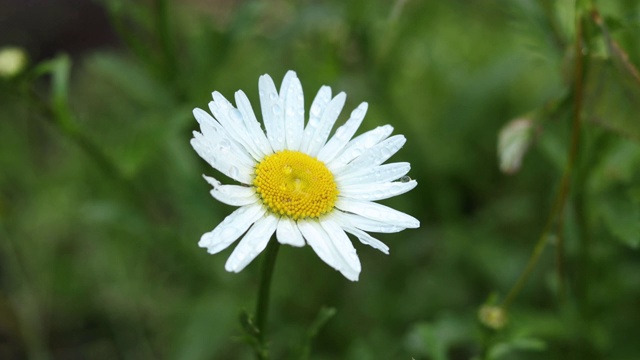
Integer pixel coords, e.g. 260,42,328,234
328,125,394,172
191,132,253,184
319,219,361,281
298,220,356,280
339,223,389,254
199,204,265,252
283,73,304,151
209,92,263,161
203,175,258,206
333,211,407,233
192,108,255,168
276,217,305,247
335,135,406,176
259,74,286,151
225,215,278,273
300,86,332,153
337,162,410,186
336,198,420,229
339,180,417,201
317,102,368,163
304,92,346,157
235,90,272,157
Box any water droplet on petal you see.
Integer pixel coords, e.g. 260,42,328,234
220,226,239,238
229,166,239,179
400,176,411,183
230,109,243,123
218,139,231,153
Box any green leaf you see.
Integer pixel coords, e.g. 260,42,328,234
488,337,546,359
239,310,268,358
584,57,640,142
600,190,640,248
298,306,337,359
32,54,75,131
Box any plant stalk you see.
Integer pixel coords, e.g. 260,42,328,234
254,240,281,359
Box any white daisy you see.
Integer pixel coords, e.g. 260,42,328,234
191,71,419,281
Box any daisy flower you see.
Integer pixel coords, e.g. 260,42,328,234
191,71,419,281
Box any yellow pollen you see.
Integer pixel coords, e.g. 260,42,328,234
253,150,338,220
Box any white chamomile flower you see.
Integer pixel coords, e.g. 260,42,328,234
191,70,419,281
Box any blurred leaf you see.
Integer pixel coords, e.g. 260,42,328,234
406,315,473,360
32,54,74,130
239,310,267,359
298,306,337,359
589,139,640,248
584,57,640,142
599,189,640,248
487,337,546,359
83,52,172,107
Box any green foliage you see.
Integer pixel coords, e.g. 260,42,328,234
2,0,640,359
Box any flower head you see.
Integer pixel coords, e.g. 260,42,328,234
191,71,419,281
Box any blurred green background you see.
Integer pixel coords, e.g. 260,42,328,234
1,0,640,359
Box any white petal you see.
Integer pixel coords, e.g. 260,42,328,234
203,175,258,206
335,198,420,229
210,92,263,161
190,132,253,184
279,70,296,98
225,214,278,272
192,107,219,138
319,219,361,281
199,204,266,252
317,102,368,163
335,135,406,176
333,211,408,233
304,92,346,157
300,86,332,153
276,217,305,247
283,73,304,151
329,211,391,254
259,74,286,151
235,90,272,157
337,162,411,186
193,108,255,168
339,180,417,201
297,220,357,281
341,224,389,254
328,125,394,172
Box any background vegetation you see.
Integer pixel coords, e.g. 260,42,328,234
1,0,640,359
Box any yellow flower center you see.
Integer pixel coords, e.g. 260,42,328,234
253,150,338,220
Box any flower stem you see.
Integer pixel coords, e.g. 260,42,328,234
501,8,586,310
254,239,280,359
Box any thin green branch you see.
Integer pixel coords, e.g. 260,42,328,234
154,0,178,84
254,240,281,360
501,6,587,309
555,10,587,298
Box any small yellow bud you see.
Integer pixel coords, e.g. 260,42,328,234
478,305,508,330
0,46,28,78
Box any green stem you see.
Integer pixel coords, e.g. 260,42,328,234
154,0,178,85
501,8,586,309
254,240,281,359
555,10,586,299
